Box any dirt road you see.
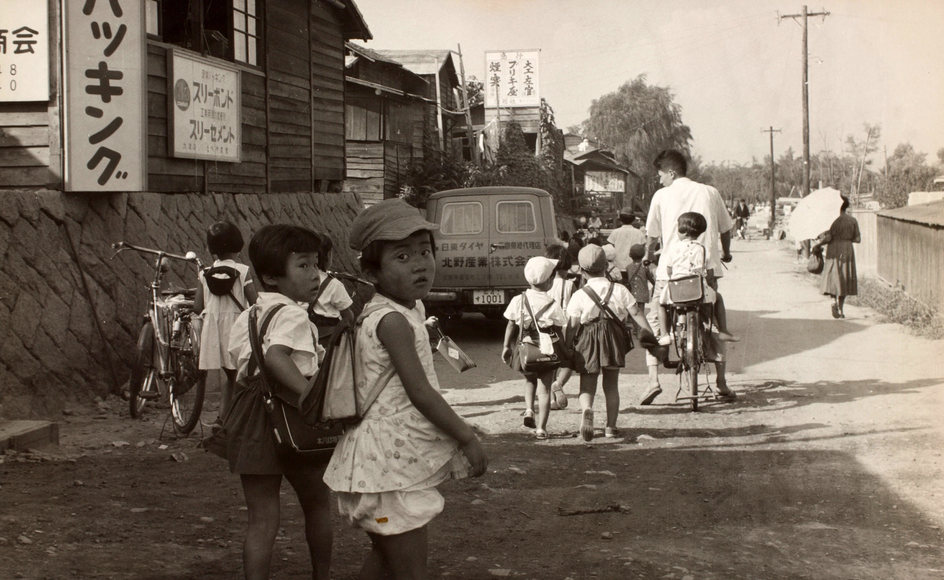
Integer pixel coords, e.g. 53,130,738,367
2,239,943,579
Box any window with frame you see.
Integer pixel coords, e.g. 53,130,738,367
147,0,262,67
496,201,536,233
440,202,483,235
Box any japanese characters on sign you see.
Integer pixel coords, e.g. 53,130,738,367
169,50,241,162
64,0,146,191
585,171,626,193
484,49,540,109
0,0,49,102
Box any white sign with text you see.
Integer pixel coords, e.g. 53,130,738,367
170,50,241,162
484,49,540,108
0,0,49,102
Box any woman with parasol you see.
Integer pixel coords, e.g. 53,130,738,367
812,195,860,318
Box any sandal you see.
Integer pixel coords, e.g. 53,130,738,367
535,429,548,440
522,410,536,429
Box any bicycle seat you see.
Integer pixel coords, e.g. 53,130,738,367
161,287,197,300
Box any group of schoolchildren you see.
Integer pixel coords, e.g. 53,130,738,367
502,209,737,443
192,199,486,580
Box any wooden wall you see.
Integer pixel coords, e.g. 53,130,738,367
344,141,384,204
0,103,53,189
877,216,944,311
309,1,346,186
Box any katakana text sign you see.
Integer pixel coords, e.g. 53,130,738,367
484,49,540,108
64,0,146,191
585,171,625,193
169,50,241,162
0,0,49,101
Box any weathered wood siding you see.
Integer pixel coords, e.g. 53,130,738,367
146,43,267,193
344,141,384,204
850,209,877,274
384,141,412,197
0,104,53,189
310,1,346,184
877,216,944,311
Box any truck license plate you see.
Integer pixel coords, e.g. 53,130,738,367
472,290,504,305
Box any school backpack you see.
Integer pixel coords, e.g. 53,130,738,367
202,265,245,311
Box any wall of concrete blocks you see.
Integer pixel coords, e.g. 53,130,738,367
0,189,363,419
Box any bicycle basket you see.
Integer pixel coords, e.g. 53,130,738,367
667,274,703,303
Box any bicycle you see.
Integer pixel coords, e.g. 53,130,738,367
112,241,207,435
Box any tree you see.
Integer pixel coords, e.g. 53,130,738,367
878,143,937,209
845,123,881,199
580,75,693,187
465,75,484,108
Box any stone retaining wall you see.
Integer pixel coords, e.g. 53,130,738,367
0,189,362,419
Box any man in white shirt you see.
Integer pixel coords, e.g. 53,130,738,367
606,207,647,283
641,150,738,405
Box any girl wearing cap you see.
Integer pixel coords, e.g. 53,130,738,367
500,256,567,440
323,199,488,577
566,244,657,441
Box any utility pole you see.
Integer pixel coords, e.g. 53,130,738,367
455,44,479,166
762,126,782,237
780,5,829,197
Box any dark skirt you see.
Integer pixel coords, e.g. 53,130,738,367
820,240,857,297
570,318,629,375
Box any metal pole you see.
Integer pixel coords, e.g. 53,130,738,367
801,5,810,197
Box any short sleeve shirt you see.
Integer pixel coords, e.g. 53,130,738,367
565,277,634,323
607,225,646,271
647,177,734,280
228,292,324,382
663,239,707,278
503,289,566,330
309,274,353,319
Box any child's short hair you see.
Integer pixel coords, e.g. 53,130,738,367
629,243,646,261
207,221,244,255
677,212,707,237
248,224,322,290
545,243,573,272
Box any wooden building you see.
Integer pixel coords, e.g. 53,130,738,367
342,42,432,204
563,136,640,224
373,49,463,158
0,0,371,194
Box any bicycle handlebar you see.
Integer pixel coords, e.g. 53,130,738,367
112,241,203,268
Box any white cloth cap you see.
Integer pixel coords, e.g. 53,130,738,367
523,257,559,285
602,243,616,262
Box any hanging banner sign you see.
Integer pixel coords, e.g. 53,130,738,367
169,49,241,162
585,171,625,193
0,0,49,102
64,0,146,191
484,49,540,108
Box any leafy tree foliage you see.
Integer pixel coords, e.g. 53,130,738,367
580,75,693,184
878,144,938,208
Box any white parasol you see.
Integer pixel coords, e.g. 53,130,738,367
787,187,843,242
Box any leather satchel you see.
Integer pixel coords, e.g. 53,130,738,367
516,296,561,373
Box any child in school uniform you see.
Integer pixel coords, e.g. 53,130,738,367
193,221,257,421
625,243,655,312
566,244,656,441
225,224,330,580
501,256,568,439
602,243,623,283
545,244,576,409
323,199,487,578
307,235,354,346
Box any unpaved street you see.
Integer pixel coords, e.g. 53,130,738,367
2,238,943,579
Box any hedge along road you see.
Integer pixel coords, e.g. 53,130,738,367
1,238,943,579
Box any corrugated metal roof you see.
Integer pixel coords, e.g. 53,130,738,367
878,200,944,227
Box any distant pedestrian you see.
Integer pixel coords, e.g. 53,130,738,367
813,196,860,318
501,257,567,439
625,243,654,310
607,208,647,283
193,221,257,422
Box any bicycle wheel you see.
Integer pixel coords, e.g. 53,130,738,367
685,310,700,412
129,323,159,418
169,318,205,434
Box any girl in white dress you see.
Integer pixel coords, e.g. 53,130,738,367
193,221,257,421
323,199,487,578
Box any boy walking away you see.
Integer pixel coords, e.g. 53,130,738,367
501,257,568,440
225,225,331,580
308,235,355,347
625,243,654,311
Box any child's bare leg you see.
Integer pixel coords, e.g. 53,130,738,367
600,368,621,429
556,367,572,389
285,466,333,580
658,304,670,337
240,474,282,580
536,371,554,432
367,527,429,580
522,376,537,427
221,368,237,419
578,373,599,441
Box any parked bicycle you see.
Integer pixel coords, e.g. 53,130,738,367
112,241,206,434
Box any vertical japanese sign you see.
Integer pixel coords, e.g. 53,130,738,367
64,0,146,192
169,50,241,162
0,0,49,101
484,49,540,108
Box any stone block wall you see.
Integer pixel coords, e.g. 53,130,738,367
0,189,362,419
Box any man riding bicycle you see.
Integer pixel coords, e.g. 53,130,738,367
640,150,739,406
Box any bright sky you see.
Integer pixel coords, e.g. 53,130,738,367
353,0,944,166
